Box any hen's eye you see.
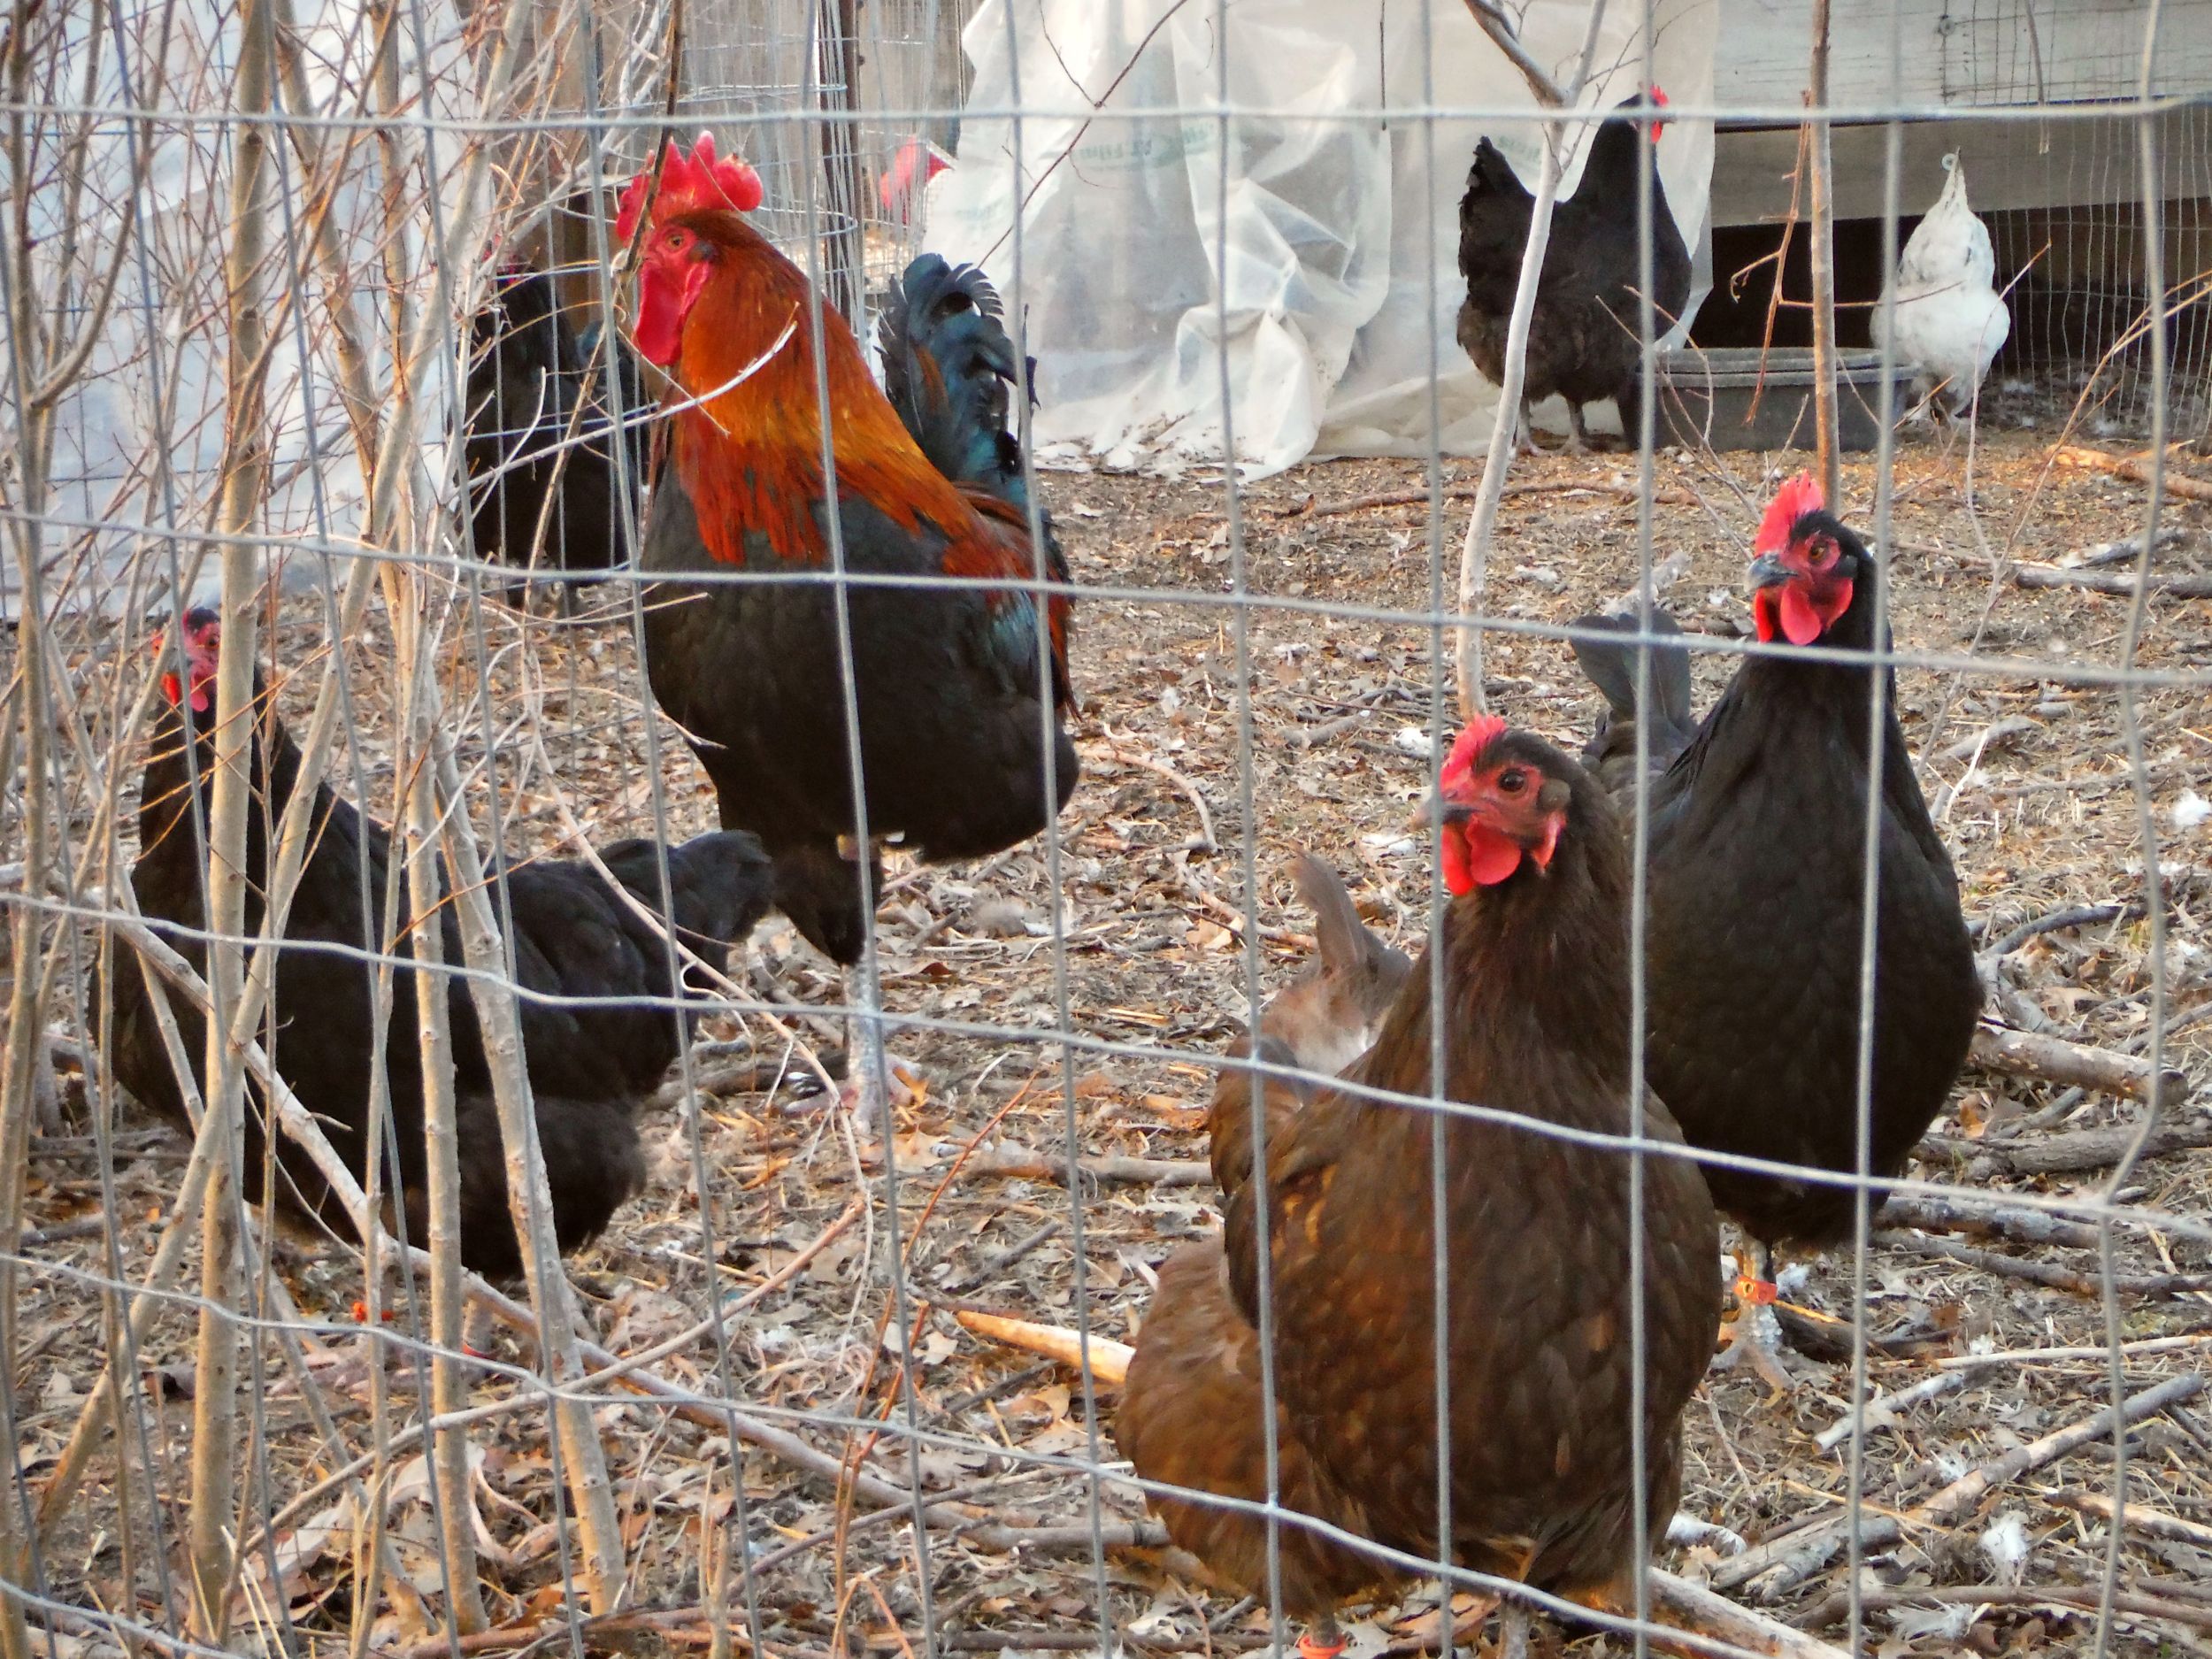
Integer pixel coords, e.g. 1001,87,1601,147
1497,769,1527,794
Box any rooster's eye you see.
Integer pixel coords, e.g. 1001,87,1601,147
1497,769,1527,794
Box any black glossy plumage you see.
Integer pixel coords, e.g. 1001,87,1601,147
102,620,772,1279
1455,99,1692,448
879,255,1038,516
1569,516,1982,1246
465,269,646,582
640,245,1076,966
1569,610,1698,801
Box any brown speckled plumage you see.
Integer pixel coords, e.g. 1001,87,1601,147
1120,737,1720,1631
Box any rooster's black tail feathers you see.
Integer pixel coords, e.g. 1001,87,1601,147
879,255,1035,514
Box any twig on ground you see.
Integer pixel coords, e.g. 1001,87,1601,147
1966,1023,2185,1103
1977,900,2141,961
2058,526,2188,569
1640,1570,1854,1659
957,1143,1210,1187
1171,862,1315,950
1877,1192,2100,1248
941,1220,1064,1296
1872,1229,2212,1299
1796,1578,2212,1634
1932,1333,2212,1371
2047,1490,2212,1551
2010,562,2212,599
17,1216,110,1249
1931,1117,2212,1177
1286,710,1376,749
2051,443,2212,503
953,1310,1135,1385
1251,480,1695,521
1103,734,1218,853
1711,1372,2208,1599
1812,1369,1979,1453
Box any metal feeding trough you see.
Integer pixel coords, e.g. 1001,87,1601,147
1656,347,1916,453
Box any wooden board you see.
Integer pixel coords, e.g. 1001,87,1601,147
1711,107,2212,225
1715,0,2210,113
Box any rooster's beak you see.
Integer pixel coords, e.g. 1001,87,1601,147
1747,553,1793,592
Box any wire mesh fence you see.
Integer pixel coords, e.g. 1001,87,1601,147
4,2,2210,1659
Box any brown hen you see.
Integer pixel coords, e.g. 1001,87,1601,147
1120,722,1720,1652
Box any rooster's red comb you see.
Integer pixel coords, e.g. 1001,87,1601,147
1754,471,1825,554
1441,714,1510,789
616,133,764,243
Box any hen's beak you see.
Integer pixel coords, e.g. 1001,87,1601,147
1409,796,1474,833
1747,552,1793,592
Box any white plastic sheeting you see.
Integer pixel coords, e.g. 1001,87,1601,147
6,0,475,618
926,0,1717,476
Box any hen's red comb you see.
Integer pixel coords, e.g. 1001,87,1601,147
1441,714,1510,788
1754,471,1825,553
1650,85,1670,108
616,132,764,243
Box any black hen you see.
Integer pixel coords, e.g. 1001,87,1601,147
1456,93,1691,452
465,267,647,588
1567,476,1981,1375
103,610,773,1279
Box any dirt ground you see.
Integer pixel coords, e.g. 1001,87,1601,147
17,426,2212,1658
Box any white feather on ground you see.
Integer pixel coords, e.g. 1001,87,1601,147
1871,153,2012,417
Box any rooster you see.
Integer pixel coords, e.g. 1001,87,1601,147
103,610,774,1279
1569,475,1981,1386
614,134,1077,1113
1456,90,1689,453
1119,726,1720,1655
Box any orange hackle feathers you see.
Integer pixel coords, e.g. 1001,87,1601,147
627,142,1066,668
1754,471,1825,553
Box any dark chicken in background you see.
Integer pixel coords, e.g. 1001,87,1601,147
102,610,774,1279
465,263,647,593
1456,90,1690,453
1120,726,1720,1654
613,136,1076,1110
1569,475,1981,1386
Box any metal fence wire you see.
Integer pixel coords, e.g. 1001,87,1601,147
4,1,2210,1658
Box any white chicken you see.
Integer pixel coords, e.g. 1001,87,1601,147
1873,152,2011,418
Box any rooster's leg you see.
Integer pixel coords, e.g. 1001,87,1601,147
1710,1240,1798,1394
836,968,918,1134
1561,403,1591,456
